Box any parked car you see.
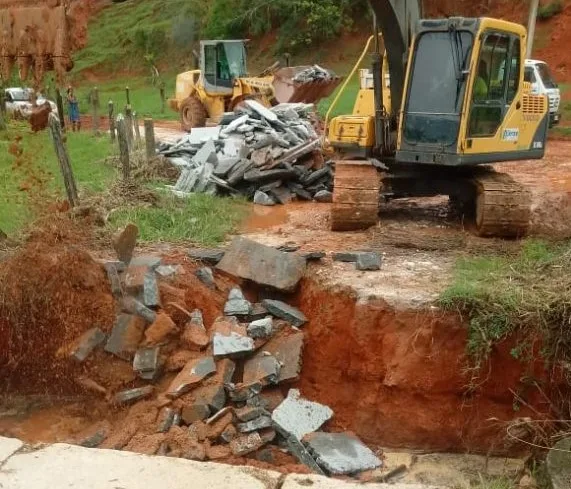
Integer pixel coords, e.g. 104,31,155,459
4,87,57,120
525,59,561,127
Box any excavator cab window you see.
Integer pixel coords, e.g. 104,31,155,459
402,30,473,146
468,33,520,137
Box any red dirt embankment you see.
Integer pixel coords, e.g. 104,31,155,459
297,279,563,453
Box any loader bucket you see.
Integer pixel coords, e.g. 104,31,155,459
272,66,342,104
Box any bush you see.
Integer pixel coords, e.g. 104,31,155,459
538,0,563,20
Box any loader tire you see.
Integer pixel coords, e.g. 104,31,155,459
180,96,207,132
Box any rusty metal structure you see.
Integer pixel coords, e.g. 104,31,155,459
0,0,85,86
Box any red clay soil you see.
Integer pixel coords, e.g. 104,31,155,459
296,277,564,454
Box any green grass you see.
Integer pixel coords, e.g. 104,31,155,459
467,477,515,489
108,192,249,245
0,122,116,234
440,239,571,370
318,77,359,118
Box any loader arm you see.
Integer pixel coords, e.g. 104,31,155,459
367,0,421,116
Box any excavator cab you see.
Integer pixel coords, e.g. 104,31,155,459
397,18,548,166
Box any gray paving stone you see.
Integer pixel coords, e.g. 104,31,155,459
237,415,273,433
143,272,161,307
224,287,252,316
243,354,281,385
262,299,307,327
247,317,273,339
70,328,106,362
355,252,382,271
104,314,145,361
188,248,225,265
195,267,215,289
114,386,154,405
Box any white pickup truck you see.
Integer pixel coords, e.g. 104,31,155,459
525,59,561,127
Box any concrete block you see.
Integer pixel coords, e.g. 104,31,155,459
262,332,304,383
304,432,382,475
166,357,217,398
143,272,161,307
195,267,215,289
188,248,226,265
237,415,273,433
243,354,281,385
356,252,382,271
112,223,138,264
262,299,307,327
133,346,160,379
217,237,306,292
224,287,252,316
314,190,333,203
271,389,333,441
230,432,266,456
70,328,106,362
254,190,276,206
121,297,157,324
104,314,145,361
0,436,23,463
212,317,255,358
114,386,154,406
247,317,273,339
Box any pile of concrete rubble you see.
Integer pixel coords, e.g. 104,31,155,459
157,101,333,206
70,229,380,476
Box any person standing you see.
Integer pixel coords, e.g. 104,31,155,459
66,86,81,131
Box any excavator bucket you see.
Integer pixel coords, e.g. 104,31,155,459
0,0,86,86
272,66,342,104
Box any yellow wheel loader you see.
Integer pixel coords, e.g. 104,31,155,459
328,0,549,238
169,40,341,132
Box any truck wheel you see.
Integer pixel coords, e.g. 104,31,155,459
180,96,207,132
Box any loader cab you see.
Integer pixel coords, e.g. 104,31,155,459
200,40,248,94
397,17,549,166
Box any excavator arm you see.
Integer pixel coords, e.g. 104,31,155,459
366,0,421,116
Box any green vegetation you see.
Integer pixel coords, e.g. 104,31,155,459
466,477,515,489
440,240,571,374
538,0,563,20
108,192,248,245
318,77,360,118
0,122,115,234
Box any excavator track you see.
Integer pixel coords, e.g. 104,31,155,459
471,170,531,238
331,161,381,231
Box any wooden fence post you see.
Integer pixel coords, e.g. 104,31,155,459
48,113,79,207
116,114,130,181
125,86,131,106
91,87,100,135
159,81,166,114
125,105,134,152
108,100,116,142
0,88,6,131
133,111,141,147
55,88,66,131
144,118,155,161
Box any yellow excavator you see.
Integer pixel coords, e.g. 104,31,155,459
170,40,341,131
328,0,549,237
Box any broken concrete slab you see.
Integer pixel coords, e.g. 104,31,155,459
193,139,219,166
114,386,154,406
285,435,325,475
247,389,285,412
227,381,263,403
262,332,304,383
130,256,163,269
181,403,211,425
104,314,146,361
166,357,217,399
246,303,269,322
224,287,252,316
69,328,106,362
213,156,240,177
332,252,364,263
254,190,276,206
188,248,225,265
0,437,23,463
230,432,267,456
245,99,279,122
156,408,177,433
262,299,307,327
247,317,273,339
195,267,215,289
304,432,382,475
181,311,210,351
272,389,333,441
237,415,273,433
217,237,306,292
234,406,268,423
156,265,182,278
121,297,157,324
547,437,571,489
191,384,227,413
112,223,138,264
133,346,160,379
212,317,255,358
103,262,123,297
314,190,333,203
124,264,149,294
143,272,161,308
302,251,326,262
243,354,281,386
356,252,382,272
187,126,221,145
220,424,237,443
